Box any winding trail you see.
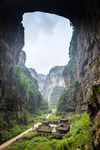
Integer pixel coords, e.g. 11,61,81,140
0,114,50,150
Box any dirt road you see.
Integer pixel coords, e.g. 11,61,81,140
45,113,50,119
0,114,50,150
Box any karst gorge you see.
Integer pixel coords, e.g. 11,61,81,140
0,0,100,150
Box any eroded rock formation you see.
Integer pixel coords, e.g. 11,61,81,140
0,0,100,149
29,66,65,102
43,66,65,102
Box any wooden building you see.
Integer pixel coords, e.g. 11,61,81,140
37,124,53,136
56,123,70,134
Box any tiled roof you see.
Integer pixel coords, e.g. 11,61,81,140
37,125,52,132
57,127,69,131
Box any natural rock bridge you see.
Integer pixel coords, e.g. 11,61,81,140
0,0,100,149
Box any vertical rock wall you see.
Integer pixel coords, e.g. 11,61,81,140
77,7,100,149
0,12,25,122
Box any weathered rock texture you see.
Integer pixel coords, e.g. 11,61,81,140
0,0,100,149
0,12,25,122
57,29,85,115
28,68,46,93
29,66,65,102
43,66,65,102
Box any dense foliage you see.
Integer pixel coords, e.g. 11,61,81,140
89,84,100,113
56,80,82,116
18,62,38,89
49,111,60,120
40,98,52,114
57,28,79,116
49,86,64,109
15,64,50,114
0,112,47,144
65,112,92,149
0,64,50,144
15,66,29,101
5,112,92,150
56,88,70,116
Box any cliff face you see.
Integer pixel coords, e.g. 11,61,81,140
18,51,39,89
57,29,85,115
0,1,100,149
28,68,46,93
78,18,100,149
29,66,65,103
0,12,25,122
59,8,100,148
42,66,65,102
17,51,47,113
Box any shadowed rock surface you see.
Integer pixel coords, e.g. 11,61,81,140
0,0,100,149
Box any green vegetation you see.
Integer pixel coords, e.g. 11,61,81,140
49,111,60,120
63,28,78,78
72,80,79,90
0,112,47,144
90,84,100,109
94,60,100,73
15,64,50,114
5,112,92,150
56,80,82,116
18,62,38,89
15,66,29,101
0,64,50,144
56,88,69,116
49,86,64,109
57,28,79,116
65,112,92,149
21,131,39,140
41,99,52,114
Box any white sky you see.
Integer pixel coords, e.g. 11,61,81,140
22,12,72,75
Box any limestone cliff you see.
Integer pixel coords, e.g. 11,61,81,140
57,4,100,148
41,66,65,102
57,29,85,115
28,68,46,93
17,51,48,114
0,12,25,123
0,0,100,149
18,51,38,89
29,66,65,104
78,15,100,149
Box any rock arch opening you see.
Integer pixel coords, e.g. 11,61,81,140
0,1,100,149
20,11,72,108
22,11,72,75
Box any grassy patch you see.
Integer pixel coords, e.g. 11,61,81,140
49,111,60,120
65,112,92,149
0,112,47,145
5,112,92,150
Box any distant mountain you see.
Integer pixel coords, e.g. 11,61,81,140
19,51,65,109
42,66,65,102
29,66,65,109
28,68,46,93
18,50,50,113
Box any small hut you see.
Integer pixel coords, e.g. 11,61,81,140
56,123,70,134
37,124,53,136
60,117,70,124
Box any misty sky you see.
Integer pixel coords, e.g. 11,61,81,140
22,12,72,75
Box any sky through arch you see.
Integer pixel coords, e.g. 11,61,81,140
22,12,72,75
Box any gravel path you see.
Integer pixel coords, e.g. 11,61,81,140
0,114,50,150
